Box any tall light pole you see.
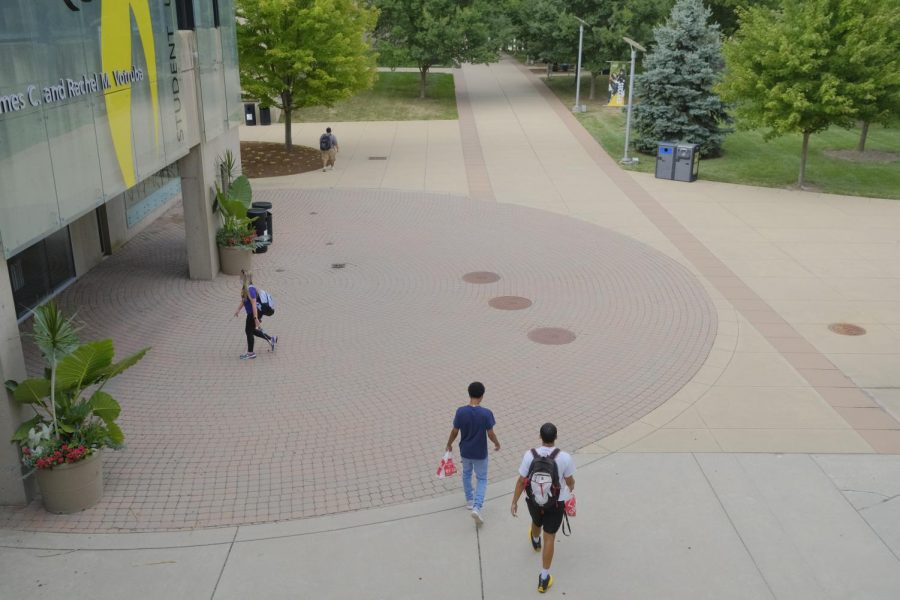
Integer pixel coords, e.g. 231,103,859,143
572,17,587,113
621,36,646,164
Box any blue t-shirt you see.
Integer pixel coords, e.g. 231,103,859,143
453,405,496,460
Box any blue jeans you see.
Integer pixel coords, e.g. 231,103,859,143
461,457,489,510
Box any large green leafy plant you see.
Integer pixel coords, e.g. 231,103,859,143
214,150,263,251
6,303,148,471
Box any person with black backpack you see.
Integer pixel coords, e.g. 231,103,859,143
510,423,576,594
232,270,277,360
319,126,339,171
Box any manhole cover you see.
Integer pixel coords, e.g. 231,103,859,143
331,263,346,269
828,323,866,336
528,327,576,345
369,156,388,160
462,271,500,284
489,296,532,310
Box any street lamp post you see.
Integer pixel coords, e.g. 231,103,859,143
621,36,646,164
572,17,587,113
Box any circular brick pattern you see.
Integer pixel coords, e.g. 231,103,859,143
828,323,867,336
488,296,532,310
3,188,716,532
528,327,576,345
463,271,501,284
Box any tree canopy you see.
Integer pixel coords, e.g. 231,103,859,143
633,0,728,157
237,0,378,149
718,0,857,186
373,0,509,98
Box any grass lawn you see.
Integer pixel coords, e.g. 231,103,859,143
290,71,458,122
543,74,900,200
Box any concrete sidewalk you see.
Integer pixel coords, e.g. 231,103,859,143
2,58,900,598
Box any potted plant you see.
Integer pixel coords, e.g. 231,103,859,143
215,150,265,275
6,303,148,514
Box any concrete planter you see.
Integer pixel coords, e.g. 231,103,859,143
218,245,252,276
35,451,103,514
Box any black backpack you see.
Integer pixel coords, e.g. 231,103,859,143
319,133,332,151
525,448,561,507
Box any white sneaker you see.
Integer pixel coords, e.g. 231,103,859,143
471,509,484,525
465,501,474,510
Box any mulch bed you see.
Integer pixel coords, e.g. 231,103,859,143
823,149,899,163
240,141,322,178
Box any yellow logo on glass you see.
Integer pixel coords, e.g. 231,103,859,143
101,0,159,188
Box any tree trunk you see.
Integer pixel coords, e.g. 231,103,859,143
282,92,292,150
589,72,596,100
419,67,429,99
798,131,810,188
858,121,870,152
547,64,551,79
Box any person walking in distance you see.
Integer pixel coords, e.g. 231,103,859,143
510,423,576,593
319,126,339,171
445,381,500,525
232,270,277,360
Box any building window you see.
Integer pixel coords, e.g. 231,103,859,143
175,0,195,30
8,228,76,319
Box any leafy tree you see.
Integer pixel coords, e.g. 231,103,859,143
510,0,578,71
237,0,378,149
836,0,900,151
704,0,778,36
373,0,510,99
719,0,856,187
632,0,728,157
570,0,673,100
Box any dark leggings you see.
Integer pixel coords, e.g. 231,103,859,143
245,313,271,352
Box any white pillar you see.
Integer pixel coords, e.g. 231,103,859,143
179,127,241,280
0,255,34,505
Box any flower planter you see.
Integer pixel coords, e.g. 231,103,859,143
219,245,252,276
35,451,103,514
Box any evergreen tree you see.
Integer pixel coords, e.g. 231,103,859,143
632,0,728,157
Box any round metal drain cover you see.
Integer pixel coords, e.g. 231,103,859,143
828,323,866,336
489,296,532,310
463,271,500,284
528,327,576,345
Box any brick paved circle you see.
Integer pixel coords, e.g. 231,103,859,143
2,188,716,532
488,296,533,310
528,327,577,345
828,323,867,336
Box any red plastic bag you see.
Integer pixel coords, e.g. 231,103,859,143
564,494,576,517
436,451,457,478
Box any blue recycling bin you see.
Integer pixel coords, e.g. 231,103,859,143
655,142,676,180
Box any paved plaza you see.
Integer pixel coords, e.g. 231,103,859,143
2,59,900,598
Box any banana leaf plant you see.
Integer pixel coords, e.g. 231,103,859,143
6,303,149,471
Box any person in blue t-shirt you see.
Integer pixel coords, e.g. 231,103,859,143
445,381,500,525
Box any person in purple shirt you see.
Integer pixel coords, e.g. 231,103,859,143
445,381,500,525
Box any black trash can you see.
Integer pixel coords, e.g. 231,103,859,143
655,142,676,180
251,201,273,245
244,103,257,126
259,106,272,126
247,207,268,253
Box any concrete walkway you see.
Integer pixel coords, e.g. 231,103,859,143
2,59,900,598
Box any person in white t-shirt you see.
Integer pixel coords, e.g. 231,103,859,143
510,422,575,594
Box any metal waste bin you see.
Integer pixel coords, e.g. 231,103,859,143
244,103,257,126
259,106,271,126
673,143,700,182
251,201,273,245
247,207,268,253
655,142,676,180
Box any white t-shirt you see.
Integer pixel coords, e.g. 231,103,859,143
518,446,576,502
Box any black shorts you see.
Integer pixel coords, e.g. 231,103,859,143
526,499,565,534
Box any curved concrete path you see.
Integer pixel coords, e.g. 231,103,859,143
2,59,900,598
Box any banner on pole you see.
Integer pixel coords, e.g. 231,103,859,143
607,61,628,107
